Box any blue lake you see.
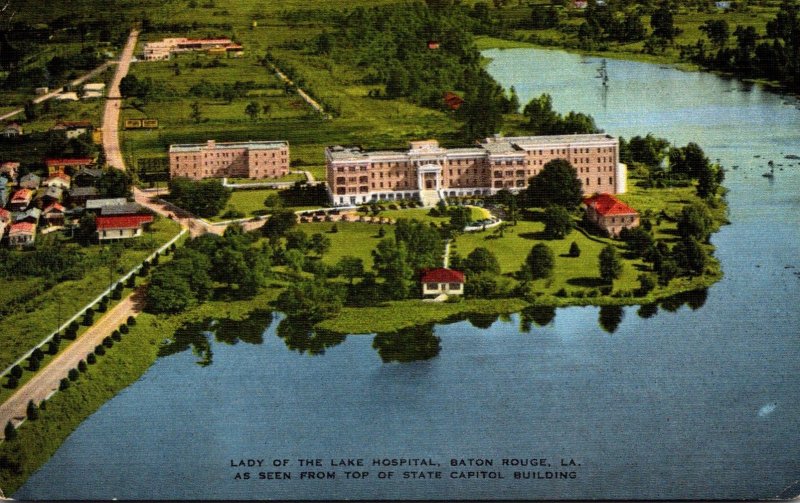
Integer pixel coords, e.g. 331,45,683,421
14,48,800,500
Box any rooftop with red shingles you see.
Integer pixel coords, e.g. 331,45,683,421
584,193,638,216
421,268,465,283
96,214,154,231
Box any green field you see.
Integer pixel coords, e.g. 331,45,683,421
298,221,386,269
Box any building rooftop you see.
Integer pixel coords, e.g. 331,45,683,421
100,203,146,216
584,193,638,216
421,268,465,284
169,140,288,153
86,198,128,209
96,214,154,231
9,222,35,234
489,133,615,148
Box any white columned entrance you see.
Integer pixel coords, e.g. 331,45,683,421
417,163,442,190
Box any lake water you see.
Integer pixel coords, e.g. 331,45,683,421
14,48,800,500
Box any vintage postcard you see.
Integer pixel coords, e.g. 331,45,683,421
0,0,798,500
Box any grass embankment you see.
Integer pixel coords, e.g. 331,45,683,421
0,218,182,372
0,288,280,496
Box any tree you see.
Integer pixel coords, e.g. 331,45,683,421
168,177,232,218
463,247,501,276
622,227,655,257
4,421,16,441
542,205,574,239
145,268,195,313
637,273,656,296
262,103,272,118
284,229,310,253
68,368,80,381
507,86,520,113
458,73,506,140
262,209,297,242
449,206,472,231
522,243,555,280
189,101,203,123
59,378,70,390
284,248,305,273
651,1,677,41
525,159,583,209
701,19,730,50
276,279,345,322
264,193,282,208
372,238,413,299
310,233,331,256
245,101,260,121
337,256,364,284
677,203,713,242
673,236,707,275
11,365,22,379
26,400,38,420
599,244,623,283
569,241,581,257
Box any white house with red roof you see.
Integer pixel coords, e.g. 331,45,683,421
96,214,154,241
8,221,36,247
420,268,465,297
583,193,640,237
42,202,66,226
43,172,72,190
9,188,33,211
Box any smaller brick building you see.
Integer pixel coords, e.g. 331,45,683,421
169,140,290,180
583,193,640,237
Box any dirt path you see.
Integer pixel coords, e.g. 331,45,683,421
102,29,139,171
0,289,146,438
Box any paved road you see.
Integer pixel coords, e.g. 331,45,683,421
270,64,330,119
0,62,113,122
0,289,146,438
102,29,139,170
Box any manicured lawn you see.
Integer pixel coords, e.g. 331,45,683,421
213,189,278,221
227,173,306,184
298,221,385,269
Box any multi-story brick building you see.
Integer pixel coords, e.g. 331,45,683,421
169,140,290,180
325,133,625,207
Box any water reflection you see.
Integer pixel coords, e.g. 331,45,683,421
158,310,273,366
372,324,441,363
275,317,346,356
598,305,624,334
659,288,708,312
519,306,557,332
464,313,499,329
637,303,659,319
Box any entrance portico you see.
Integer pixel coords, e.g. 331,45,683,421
417,163,442,191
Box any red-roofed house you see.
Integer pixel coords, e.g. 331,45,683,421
583,193,640,237
8,221,36,247
96,214,154,241
0,207,11,224
420,268,465,297
427,40,440,50
42,203,66,226
46,157,94,175
9,188,33,211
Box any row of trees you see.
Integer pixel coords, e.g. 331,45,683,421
168,177,232,218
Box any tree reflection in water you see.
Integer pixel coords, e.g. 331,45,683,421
372,324,441,363
465,313,499,329
659,288,708,312
275,317,346,356
158,310,274,366
598,305,624,334
519,306,557,332
637,303,659,319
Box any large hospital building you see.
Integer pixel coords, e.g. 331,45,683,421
325,134,626,207
169,140,290,180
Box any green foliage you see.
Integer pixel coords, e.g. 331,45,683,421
262,209,298,241
672,236,708,276
372,238,414,300
463,247,501,276
68,368,79,381
119,74,153,98
525,159,583,210
78,360,88,372
569,241,581,258
394,219,444,271
677,203,713,242
542,205,574,239
168,177,232,218
337,256,365,284
522,94,598,135
522,243,555,280
96,168,133,198
127,316,136,326
119,324,129,334
87,353,96,365
26,400,38,420
599,244,623,283
59,378,70,391
276,279,345,322
621,227,656,258
4,421,16,441
11,365,23,379
637,273,656,296
145,247,213,314
82,308,94,326
310,233,332,256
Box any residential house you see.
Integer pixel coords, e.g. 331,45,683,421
46,157,95,175
69,186,100,206
41,185,64,206
9,188,33,211
82,83,105,99
51,121,94,139
420,268,465,297
43,172,72,190
0,176,9,207
85,198,128,213
8,222,36,247
0,161,19,180
427,40,440,50
2,123,22,139
42,203,66,226
14,207,41,224
0,207,10,224
583,193,640,237
19,173,41,190
96,214,154,240
73,167,103,187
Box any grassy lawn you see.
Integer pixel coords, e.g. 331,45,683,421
0,218,182,372
212,189,277,221
298,221,385,269
227,173,306,184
